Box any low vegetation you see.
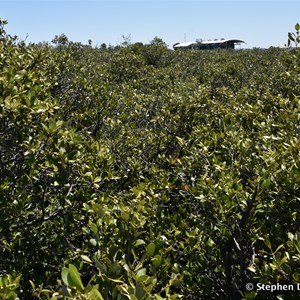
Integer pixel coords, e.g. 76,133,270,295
1,18,300,299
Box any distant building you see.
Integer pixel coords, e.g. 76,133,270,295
173,38,245,50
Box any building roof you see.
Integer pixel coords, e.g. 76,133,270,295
173,41,197,48
173,39,245,49
201,39,244,45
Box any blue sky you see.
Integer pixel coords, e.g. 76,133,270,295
1,1,299,48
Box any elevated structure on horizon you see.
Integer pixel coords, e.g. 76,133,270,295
173,38,245,50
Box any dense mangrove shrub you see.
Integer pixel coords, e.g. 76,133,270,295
1,18,300,299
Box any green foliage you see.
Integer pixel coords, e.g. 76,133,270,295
288,23,300,47
52,33,69,47
0,274,20,300
1,19,300,299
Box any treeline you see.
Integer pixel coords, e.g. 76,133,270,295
1,18,300,299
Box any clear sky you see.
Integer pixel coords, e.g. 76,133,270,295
1,1,299,49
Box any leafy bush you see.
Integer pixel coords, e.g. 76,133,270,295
1,18,300,299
